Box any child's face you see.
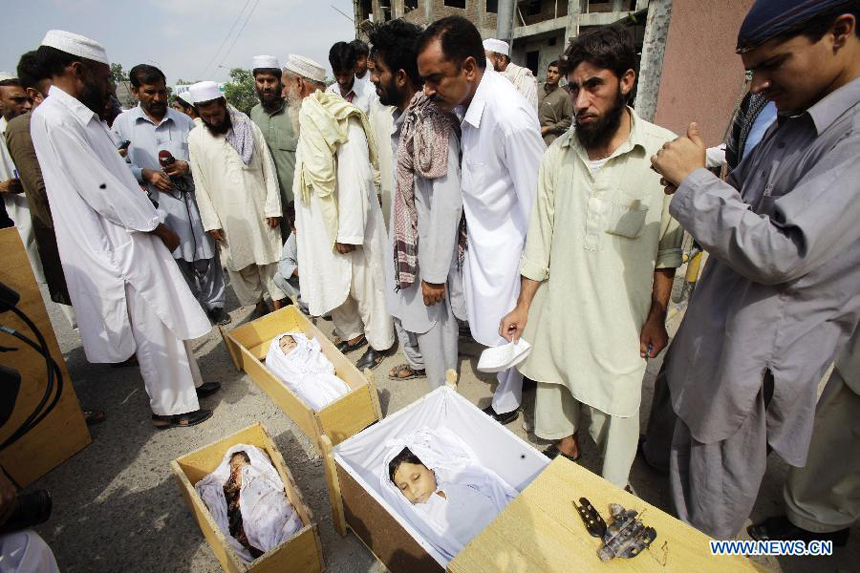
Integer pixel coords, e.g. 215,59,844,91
393,461,437,504
279,335,297,353
229,452,249,470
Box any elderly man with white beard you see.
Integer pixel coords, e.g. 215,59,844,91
283,55,394,370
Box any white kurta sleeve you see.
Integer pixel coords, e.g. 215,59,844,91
503,121,545,233
187,133,222,232
255,123,282,218
45,121,159,232
335,118,371,245
420,135,462,284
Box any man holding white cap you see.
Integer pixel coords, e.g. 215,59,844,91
284,54,394,370
187,80,286,316
484,38,538,111
30,30,216,428
250,55,297,241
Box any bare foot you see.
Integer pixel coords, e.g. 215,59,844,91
557,434,580,458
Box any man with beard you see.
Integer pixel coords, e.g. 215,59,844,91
112,65,228,326
0,74,43,283
538,60,572,146
417,17,545,424
326,41,375,114
250,55,297,240
187,81,286,316
30,30,216,428
650,0,860,540
284,54,394,370
369,20,464,389
483,38,538,111
500,26,682,489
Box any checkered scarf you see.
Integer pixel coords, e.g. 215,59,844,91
225,105,255,165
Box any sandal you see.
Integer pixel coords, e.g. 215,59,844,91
152,408,213,429
543,442,581,462
388,364,426,380
337,335,368,354
84,410,106,426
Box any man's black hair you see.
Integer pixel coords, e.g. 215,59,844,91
285,201,296,229
561,25,636,84
351,39,370,57
777,1,860,44
17,51,48,90
253,67,282,79
0,78,22,88
388,447,426,482
129,64,166,88
548,60,559,69
368,20,425,87
416,15,486,70
34,45,87,79
329,41,357,74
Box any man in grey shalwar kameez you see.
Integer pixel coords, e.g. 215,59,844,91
369,20,464,390
650,0,860,540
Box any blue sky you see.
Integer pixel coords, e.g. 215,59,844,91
2,0,356,85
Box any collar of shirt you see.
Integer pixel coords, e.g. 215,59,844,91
806,75,860,135
560,106,647,162
47,84,97,126
461,69,500,130
131,104,175,127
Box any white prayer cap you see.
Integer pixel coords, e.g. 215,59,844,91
283,54,326,83
252,55,281,70
482,38,510,56
188,81,223,104
40,30,109,65
0,72,15,82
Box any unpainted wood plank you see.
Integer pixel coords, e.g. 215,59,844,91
321,435,347,537
317,383,379,447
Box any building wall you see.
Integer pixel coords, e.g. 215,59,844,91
652,0,753,146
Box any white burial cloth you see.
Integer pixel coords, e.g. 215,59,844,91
380,427,518,562
265,332,350,410
195,444,303,564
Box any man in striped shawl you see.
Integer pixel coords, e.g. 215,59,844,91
369,20,465,389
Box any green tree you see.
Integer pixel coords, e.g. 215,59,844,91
223,68,257,115
110,63,128,85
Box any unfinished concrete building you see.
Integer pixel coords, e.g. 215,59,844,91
353,0,651,82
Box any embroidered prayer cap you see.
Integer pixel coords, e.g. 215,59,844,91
40,30,109,65
737,0,854,53
252,54,281,70
284,54,326,83
0,72,15,82
482,38,510,56
188,81,224,104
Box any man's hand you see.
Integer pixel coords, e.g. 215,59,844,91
335,242,356,255
142,168,173,191
540,126,550,135
499,304,529,343
0,179,24,195
266,216,281,229
151,223,180,252
651,122,706,192
421,281,445,306
209,228,225,242
639,310,669,358
163,159,189,178
0,470,17,525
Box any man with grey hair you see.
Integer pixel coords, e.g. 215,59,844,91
483,38,538,110
285,54,394,370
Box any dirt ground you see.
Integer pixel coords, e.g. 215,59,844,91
23,284,858,573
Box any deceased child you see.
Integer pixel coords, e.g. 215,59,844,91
265,332,350,410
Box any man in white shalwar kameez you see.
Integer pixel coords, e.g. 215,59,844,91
418,18,545,423
483,39,539,112
284,54,394,370
30,30,216,427
187,81,286,315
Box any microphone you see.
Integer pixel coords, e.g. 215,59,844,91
158,150,175,169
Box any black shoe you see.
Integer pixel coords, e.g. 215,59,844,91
356,347,386,370
152,408,213,429
208,307,231,326
748,515,849,547
337,335,368,354
543,442,580,462
196,382,221,399
482,405,519,425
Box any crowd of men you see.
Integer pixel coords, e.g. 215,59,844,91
0,0,857,566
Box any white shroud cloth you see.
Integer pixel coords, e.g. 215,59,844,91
195,444,303,564
380,427,517,562
265,332,350,410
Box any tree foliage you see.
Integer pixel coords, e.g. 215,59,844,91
110,63,128,85
223,68,258,115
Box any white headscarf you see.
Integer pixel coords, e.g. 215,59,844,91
265,332,350,411
194,444,303,563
